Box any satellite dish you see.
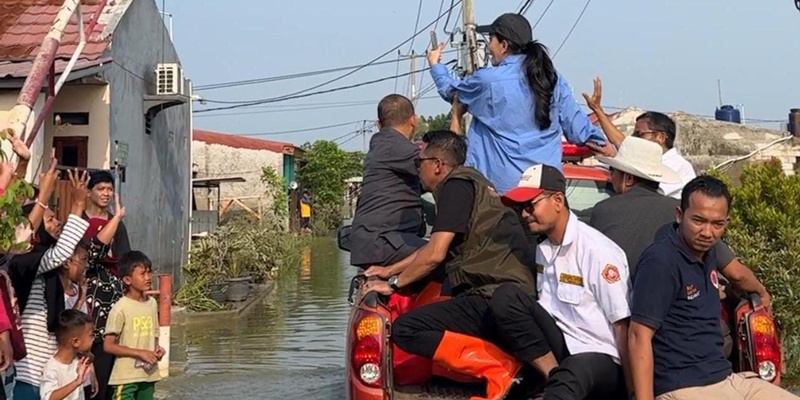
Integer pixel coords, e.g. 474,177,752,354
289,181,299,190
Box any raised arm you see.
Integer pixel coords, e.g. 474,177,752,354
39,170,90,274
582,77,626,148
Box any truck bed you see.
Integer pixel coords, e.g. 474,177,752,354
393,377,544,400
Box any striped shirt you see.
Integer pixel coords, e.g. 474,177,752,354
14,215,89,386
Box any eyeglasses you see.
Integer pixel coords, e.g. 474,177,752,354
414,157,438,169
632,130,662,138
513,193,554,214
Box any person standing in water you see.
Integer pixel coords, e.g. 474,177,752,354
428,13,613,194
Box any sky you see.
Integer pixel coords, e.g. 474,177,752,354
161,0,800,152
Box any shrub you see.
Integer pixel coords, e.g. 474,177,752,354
710,159,800,380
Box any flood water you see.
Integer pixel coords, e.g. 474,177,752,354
158,238,353,399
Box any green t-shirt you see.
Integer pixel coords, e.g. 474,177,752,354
106,296,161,385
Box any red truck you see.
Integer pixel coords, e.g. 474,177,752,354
337,144,781,400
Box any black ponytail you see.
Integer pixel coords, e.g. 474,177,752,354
521,40,557,129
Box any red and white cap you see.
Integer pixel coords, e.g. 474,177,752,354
501,164,567,205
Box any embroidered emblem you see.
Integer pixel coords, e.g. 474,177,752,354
602,264,620,284
710,269,720,289
559,273,583,286
686,284,700,300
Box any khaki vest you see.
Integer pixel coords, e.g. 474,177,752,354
433,167,537,297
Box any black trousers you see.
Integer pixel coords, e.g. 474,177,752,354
393,283,626,400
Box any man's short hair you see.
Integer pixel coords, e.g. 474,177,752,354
421,130,467,167
118,250,153,279
636,111,677,149
680,175,732,212
377,94,414,127
88,170,115,190
55,309,93,345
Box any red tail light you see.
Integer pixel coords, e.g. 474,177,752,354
736,295,782,385
351,310,386,388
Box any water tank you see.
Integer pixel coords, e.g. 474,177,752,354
715,105,741,124
789,108,800,138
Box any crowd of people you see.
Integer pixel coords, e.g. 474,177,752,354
350,12,795,400
0,137,164,399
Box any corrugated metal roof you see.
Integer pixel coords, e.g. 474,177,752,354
193,129,297,154
0,56,110,78
0,0,132,76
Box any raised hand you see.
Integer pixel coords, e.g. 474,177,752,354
581,77,603,113
68,169,90,215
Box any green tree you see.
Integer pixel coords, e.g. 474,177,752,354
297,140,363,234
260,166,288,218
709,160,800,380
414,113,452,138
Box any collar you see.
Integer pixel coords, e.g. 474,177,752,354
625,185,661,196
547,211,578,247
662,147,680,159
666,223,714,266
499,54,525,66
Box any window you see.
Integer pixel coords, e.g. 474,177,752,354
566,179,612,223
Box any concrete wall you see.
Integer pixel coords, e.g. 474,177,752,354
191,140,283,210
44,84,111,168
0,90,46,182
102,0,190,282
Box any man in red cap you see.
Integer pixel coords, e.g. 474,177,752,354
500,163,631,399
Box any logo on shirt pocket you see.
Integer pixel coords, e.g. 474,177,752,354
686,284,700,300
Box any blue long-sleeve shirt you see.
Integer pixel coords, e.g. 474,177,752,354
430,54,606,194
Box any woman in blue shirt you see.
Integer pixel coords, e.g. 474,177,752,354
428,13,611,194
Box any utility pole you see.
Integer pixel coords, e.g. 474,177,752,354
398,51,420,102
460,0,478,135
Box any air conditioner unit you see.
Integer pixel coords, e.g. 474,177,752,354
155,63,184,95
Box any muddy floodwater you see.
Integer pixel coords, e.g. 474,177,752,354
158,238,352,399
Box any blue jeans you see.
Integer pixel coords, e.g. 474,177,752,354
12,381,38,400
2,366,14,400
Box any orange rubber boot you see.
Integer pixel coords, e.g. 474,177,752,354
432,331,524,400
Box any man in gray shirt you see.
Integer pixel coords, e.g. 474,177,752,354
349,94,426,268
590,136,772,305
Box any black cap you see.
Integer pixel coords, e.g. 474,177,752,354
475,13,533,47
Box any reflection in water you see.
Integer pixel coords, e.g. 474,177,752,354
160,238,354,399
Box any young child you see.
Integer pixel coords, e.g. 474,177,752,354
40,310,94,400
102,251,163,400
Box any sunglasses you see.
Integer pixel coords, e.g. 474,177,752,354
512,193,554,214
414,157,438,169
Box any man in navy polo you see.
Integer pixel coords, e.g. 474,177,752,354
628,176,797,400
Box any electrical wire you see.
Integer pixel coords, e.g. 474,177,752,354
553,0,593,58
442,0,457,34
195,67,433,113
519,0,534,15
208,0,462,109
533,0,556,28
196,51,457,92
406,0,425,54
237,120,366,137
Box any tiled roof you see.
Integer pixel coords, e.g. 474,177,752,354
193,129,297,155
0,56,110,79
0,0,133,76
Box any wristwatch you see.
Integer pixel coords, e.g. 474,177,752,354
388,275,401,292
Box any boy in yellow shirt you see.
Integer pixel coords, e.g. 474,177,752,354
102,251,164,400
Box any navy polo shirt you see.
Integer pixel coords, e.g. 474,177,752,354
631,223,731,396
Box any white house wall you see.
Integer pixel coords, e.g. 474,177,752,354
191,141,284,210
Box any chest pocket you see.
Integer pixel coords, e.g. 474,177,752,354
556,273,584,305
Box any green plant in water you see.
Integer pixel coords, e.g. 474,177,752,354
708,159,800,381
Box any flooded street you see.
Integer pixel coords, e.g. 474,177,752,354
159,238,353,399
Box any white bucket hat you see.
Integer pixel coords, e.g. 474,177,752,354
596,136,681,184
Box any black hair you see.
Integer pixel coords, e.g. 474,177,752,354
499,36,557,130
377,94,415,127
87,170,114,190
636,111,677,149
22,203,57,249
680,175,732,212
421,130,467,166
55,309,93,345
117,250,153,279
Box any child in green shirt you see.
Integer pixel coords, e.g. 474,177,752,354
102,251,164,400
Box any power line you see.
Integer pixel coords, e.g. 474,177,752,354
553,0,593,58
533,0,556,28
194,96,440,118
194,67,435,113
406,0,424,54
209,1,462,109
237,120,367,137
519,0,534,15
